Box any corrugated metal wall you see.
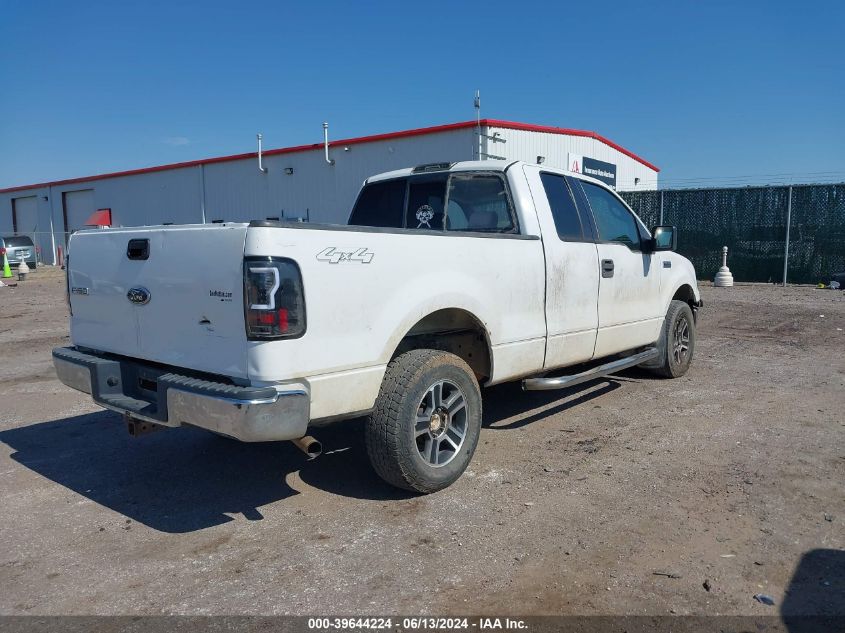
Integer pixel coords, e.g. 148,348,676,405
0,167,204,265
0,124,656,265
87,167,202,227
486,126,658,191
201,128,476,224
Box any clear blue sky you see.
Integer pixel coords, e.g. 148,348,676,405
1,0,843,189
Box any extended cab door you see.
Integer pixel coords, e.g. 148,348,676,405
575,180,662,357
523,166,600,368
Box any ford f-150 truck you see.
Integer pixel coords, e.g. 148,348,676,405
53,160,701,493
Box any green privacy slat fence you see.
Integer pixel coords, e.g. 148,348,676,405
621,184,845,284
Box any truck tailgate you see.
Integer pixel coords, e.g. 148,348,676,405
68,224,250,379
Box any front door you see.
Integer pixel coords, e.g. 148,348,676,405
576,180,662,357
523,166,600,369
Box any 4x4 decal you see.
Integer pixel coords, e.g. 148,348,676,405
316,247,375,264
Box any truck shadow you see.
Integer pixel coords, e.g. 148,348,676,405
481,378,621,430
781,548,844,632
1,378,628,533
0,411,406,534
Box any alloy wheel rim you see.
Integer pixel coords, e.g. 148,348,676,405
673,316,690,365
414,380,468,467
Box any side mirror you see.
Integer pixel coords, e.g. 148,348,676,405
651,225,677,252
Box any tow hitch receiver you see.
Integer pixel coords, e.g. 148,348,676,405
125,414,166,438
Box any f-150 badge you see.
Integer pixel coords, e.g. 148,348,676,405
316,247,374,264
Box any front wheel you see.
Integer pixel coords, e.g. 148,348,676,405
645,299,696,378
365,349,482,493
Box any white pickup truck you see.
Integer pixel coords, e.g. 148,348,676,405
54,160,701,492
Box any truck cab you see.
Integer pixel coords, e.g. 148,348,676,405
348,161,698,367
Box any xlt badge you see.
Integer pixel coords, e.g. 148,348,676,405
210,289,233,301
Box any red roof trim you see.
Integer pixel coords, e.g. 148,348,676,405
482,120,660,173
0,119,658,194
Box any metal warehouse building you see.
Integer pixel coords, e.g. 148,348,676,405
0,119,659,266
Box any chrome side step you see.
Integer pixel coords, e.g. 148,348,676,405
522,348,658,391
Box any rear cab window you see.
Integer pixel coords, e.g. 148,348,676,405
446,174,514,233
406,175,448,229
349,171,517,235
347,179,406,228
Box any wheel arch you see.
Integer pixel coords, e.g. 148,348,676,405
669,282,701,321
672,283,697,306
387,308,493,383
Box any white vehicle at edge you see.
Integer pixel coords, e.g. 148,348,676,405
54,160,701,492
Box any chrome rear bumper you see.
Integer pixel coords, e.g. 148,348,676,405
52,347,310,442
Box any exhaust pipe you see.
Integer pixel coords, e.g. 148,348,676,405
323,122,335,165
291,435,322,459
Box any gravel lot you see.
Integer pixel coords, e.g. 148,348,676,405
1,267,843,616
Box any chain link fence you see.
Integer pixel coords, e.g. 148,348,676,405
4,189,844,282
621,184,845,284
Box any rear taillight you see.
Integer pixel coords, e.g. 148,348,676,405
243,257,306,340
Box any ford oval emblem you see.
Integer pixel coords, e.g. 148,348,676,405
127,287,151,305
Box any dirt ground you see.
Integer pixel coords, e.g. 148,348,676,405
0,267,842,617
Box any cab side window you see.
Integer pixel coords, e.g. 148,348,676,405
540,173,584,241
579,181,641,249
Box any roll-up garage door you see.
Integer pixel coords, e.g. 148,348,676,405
12,196,38,242
63,189,95,234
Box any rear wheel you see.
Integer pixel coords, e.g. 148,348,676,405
365,349,482,493
645,299,696,378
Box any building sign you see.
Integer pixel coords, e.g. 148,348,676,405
567,153,617,188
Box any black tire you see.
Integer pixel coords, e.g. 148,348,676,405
365,349,482,493
644,299,696,378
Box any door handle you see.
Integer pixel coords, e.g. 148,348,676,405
127,239,150,260
601,259,614,278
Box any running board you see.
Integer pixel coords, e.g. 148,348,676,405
522,348,658,391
